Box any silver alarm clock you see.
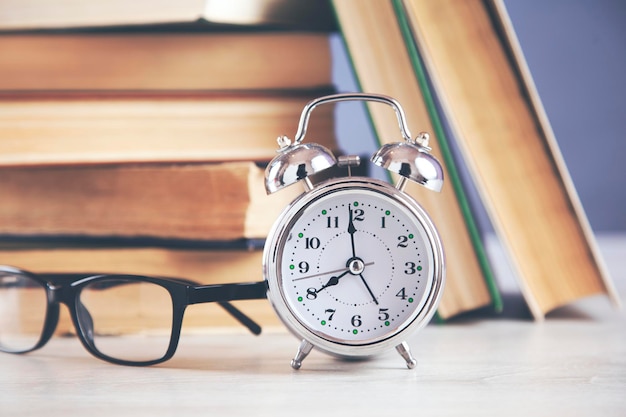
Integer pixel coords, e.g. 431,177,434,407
263,93,445,369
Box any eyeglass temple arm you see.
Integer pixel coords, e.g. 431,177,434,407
152,277,263,335
188,281,268,335
215,302,260,335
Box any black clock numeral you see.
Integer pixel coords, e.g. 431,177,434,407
404,262,417,275
351,315,362,327
378,308,389,321
306,288,318,300
326,216,339,228
353,209,365,221
325,309,336,321
305,237,320,249
397,235,409,248
298,261,310,274
381,216,386,228
396,288,407,300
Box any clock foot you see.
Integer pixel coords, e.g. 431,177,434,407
291,339,314,370
396,341,417,369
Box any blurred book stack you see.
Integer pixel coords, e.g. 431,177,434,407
0,0,339,331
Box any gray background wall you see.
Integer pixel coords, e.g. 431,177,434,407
331,0,626,233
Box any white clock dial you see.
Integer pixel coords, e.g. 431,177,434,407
265,179,441,350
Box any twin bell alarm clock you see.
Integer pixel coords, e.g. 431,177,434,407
262,93,445,369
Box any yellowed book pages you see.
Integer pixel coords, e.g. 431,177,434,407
0,0,335,31
0,33,331,91
0,162,301,241
0,93,336,166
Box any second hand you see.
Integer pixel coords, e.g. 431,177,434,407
292,262,375,281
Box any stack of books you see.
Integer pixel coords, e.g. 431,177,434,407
4,0,618,329
0,0,339,331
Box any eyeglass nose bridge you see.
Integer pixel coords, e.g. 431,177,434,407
48,283,96,342
47,282,81,308
45,283,95,341
34,283,63,351
46,283,64,304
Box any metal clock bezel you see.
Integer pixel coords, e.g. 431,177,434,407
263,176,445,359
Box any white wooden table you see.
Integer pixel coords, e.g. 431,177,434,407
1,236,625,416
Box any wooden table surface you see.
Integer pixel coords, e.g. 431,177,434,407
2,236,625,416
1,291,624,417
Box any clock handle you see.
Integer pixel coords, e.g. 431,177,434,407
292,92,423,146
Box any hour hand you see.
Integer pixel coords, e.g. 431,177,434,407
315,270,350,294
348,207,357,235
322,275,340,289
348,207,357,257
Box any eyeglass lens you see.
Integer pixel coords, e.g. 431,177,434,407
77,278,174,363
0,271,48,353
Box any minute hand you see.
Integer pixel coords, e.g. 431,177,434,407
359,273,379,305
348,207,379,305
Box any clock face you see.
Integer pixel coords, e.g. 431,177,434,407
265,179,442,349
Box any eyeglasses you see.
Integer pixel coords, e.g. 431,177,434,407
0,265,267,366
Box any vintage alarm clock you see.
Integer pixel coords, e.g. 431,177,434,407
263,93,445,369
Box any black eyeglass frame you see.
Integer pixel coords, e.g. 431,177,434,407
0,265,267,366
